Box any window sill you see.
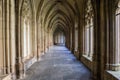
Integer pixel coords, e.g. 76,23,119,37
107,70,120,79
82,55,93,62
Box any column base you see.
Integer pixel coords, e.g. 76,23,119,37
74,50,79,59
15,62,25,79
107,64,120,71
15,64,25,79
0,74,12,80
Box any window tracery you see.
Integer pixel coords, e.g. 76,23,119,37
84,0,94,60
21,0,32,59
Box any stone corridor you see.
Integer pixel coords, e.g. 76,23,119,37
22,46,91,80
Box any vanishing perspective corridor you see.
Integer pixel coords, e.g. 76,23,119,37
22,46,91,80
1,0,120,80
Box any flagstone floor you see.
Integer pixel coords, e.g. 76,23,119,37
22,45,91,80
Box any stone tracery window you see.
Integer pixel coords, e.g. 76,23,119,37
21,0,32,59
84,0,94,60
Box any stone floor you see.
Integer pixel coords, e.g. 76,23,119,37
22,46,92,80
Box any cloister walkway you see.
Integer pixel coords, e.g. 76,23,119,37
22,45,91,80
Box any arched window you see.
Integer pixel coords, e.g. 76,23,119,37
21,0,33,59
84,0,94,60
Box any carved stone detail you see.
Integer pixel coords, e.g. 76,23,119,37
85,0,94,28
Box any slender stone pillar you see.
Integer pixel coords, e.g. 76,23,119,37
15,0,24,79
106,0,120,71
37,22,41,60
4,0,11,74
0,0,4,75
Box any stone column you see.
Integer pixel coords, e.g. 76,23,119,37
4,0,11,74
37,22,41,60
0,0,4,75
68,28,71,49
72,24,75,53
74,16,79,58
106,0,120,71
15,0,24,79
41,27,44,54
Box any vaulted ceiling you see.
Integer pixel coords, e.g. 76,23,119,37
32,0,83,34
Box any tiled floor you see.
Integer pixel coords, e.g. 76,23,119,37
22,46,91,80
